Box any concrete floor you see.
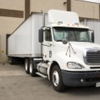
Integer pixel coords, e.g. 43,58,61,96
0,64,100,100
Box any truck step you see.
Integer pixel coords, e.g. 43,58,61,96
37,62,49,68
36,72,47,78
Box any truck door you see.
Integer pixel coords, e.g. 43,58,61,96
42,28,53,61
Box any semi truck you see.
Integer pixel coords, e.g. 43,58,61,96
7,9,100,92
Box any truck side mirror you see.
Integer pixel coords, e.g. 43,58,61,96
91,32,94,43
89,30,94,43
39,29,43,42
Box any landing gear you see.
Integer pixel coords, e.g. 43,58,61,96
25,58,36,76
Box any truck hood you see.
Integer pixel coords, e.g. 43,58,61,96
71,42,100,51
64,42,100,65
54,42,100,56
53,42,100,71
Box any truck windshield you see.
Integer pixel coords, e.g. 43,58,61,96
53,27,91,42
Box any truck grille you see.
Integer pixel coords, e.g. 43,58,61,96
86,78,100,82
86,51,100,64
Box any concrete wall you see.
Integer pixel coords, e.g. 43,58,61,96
0,17,24,62
30,0,67,13
0,0,24,63
0,0,24,10
67,0,100,19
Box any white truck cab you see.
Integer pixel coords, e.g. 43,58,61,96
39,10,100,91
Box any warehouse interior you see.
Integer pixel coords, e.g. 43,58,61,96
0,0,100,63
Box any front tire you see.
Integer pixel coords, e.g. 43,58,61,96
51,65,65,92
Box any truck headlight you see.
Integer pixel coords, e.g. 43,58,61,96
67,62,84,69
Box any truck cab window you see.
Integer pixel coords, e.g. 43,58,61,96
53,27,91,42
45,29,52,41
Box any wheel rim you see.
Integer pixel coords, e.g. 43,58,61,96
52,70,60,87
25,60,28,71
29,62,33,74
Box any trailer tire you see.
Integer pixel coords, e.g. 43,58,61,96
51,65,65,92
8,57,14,64
29,59,36,77
25,59,29,74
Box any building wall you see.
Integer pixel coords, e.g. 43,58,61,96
30,0,67,13
67,0,100,19
0,17,24,62
0,0,24,10
0,0,24,63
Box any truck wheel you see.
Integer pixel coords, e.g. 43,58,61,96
29,59,36,77
8,57,14,64
51,65,65,92
25,59,29,74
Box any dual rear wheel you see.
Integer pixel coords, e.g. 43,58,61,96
25,58,36,76
25,59,65,92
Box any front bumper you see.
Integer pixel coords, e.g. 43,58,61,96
61,70,100,87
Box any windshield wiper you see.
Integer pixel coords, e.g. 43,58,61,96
56,40,62,42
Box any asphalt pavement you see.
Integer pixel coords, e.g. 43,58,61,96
0,63,100,100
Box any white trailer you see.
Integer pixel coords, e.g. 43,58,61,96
8,10,100,92
8,13,47,58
